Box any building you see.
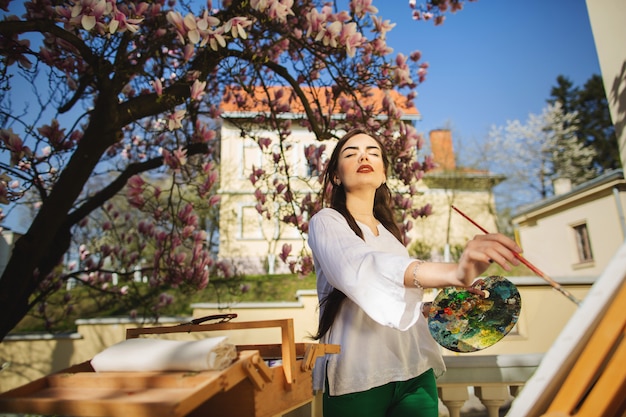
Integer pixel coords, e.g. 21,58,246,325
511,169,626,280
408,129,505,262
217,86,421,274
217,86,505,274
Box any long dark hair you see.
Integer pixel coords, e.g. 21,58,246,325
312,128,404,340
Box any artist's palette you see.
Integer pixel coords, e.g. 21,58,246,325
428,275,521,353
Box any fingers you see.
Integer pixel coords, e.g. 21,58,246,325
466,233,522,271
466,286,486,297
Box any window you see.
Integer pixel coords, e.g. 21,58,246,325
573,223,593,262
239,205,263,240
240,138,263,179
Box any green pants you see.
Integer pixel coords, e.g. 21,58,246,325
323,368,438,417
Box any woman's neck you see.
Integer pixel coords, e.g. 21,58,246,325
345,193,379,235
345,192,375,219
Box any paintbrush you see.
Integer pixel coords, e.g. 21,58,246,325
451,205,581,306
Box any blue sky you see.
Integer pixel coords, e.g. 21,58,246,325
375,0,601,147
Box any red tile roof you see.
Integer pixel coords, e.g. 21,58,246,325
220,85,420,119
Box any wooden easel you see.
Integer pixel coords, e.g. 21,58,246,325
0,318,339,417
541,281,626,417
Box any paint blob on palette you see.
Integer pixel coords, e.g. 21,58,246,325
428,275,521,353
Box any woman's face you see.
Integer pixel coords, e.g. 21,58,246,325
335,133,387,193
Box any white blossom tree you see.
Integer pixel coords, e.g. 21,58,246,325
486,102,597,210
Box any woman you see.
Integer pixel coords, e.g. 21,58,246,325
308,129,521,417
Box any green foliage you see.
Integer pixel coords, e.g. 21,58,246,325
408,240,433,260
12,273,317,334
549,74,619,174
448,244,464,262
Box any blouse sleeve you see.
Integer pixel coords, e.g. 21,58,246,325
308,209,424,330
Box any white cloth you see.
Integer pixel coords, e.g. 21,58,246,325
308,208,446,396
90,336,237,372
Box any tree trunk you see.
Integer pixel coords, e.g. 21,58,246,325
0,94,120,341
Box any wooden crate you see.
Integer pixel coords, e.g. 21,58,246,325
0,318,339,417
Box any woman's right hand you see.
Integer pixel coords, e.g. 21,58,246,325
454,233,522,287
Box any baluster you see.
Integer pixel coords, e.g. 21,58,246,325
438,386,469,417
474,385,511,417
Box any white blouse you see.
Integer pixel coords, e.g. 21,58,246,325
308,208,446,396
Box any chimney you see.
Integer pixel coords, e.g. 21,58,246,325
430,129,456,170
553,177,572,195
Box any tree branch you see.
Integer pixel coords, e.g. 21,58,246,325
67,142,209,226
0,19,99,67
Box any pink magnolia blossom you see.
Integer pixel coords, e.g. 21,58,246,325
250,0,269,11
166,11,190,43
190,79,206,101
350,0,378,18
127,175,146,208
254,188,267,204
371,15,396,40
258,136,272,149
207,195,221,206
316,20,342,48
366,38,393,57
264,0,295,23
1,128,32,165
109,8,143,34
409,50,422,62
4,37,32,69
339,22,364,58
298,255,314,277
162,146,187,170
203,28,227,51
304,7,330,37
183,43,195,61
150,78,163,96
279,243,292,263
223,17,253,39
177,202,194,223
167,109,186,130
173,146,187,167
197,9,221,30
183,13,202,44
38,119,67,149
72,0,109,31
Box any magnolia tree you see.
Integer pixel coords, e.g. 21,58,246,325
0,0,471,340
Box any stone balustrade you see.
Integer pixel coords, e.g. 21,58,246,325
280,353,543,417
437,353,542,417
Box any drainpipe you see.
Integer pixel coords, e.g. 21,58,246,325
613,186,626,241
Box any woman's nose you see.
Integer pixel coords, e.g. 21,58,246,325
359,151,369,161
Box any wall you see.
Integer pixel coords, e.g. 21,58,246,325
217,123,317,274
0,282,590,394
585,0,626,169
513,175,626,279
